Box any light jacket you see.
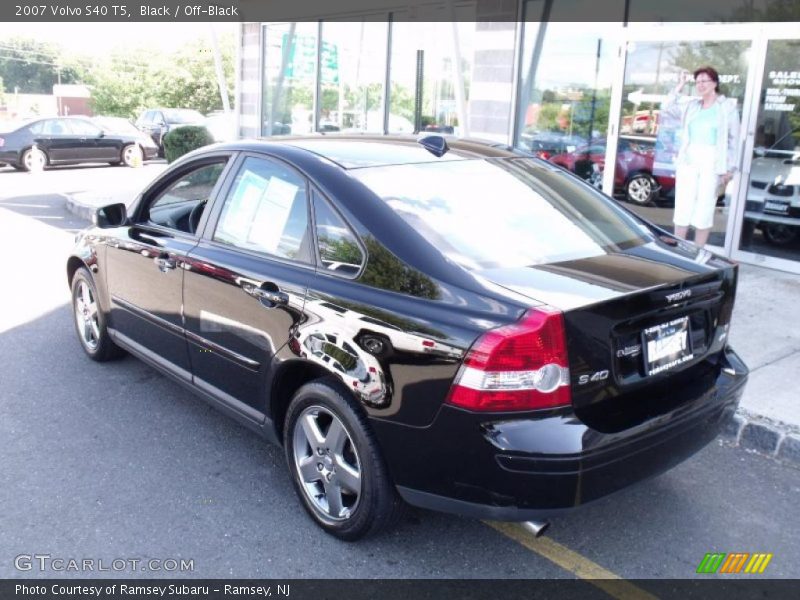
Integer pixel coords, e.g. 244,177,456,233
663,91,740,175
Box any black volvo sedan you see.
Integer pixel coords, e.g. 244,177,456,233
0,116,158,170
66,135,748,540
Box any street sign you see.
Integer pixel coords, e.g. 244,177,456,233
282,33,339,84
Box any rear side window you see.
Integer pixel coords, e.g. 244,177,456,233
351,159,650,270
313,192,364,276
214,156,310,262
41,119,70,135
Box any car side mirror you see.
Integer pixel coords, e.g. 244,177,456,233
93,203,128,228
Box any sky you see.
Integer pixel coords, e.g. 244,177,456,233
0,22,237,55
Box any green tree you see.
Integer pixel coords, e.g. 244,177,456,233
0,38,81,93
389,82,415,120
87,34,235,118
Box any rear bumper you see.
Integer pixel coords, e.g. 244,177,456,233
377,347,747,521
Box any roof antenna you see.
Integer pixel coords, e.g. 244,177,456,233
418,135,449,157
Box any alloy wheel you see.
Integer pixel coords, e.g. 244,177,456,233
74,280,100,351
627,175,654,205
292,405,362,522
122,145,140,167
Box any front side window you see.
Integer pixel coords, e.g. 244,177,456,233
214,156,310,262
69,119,102,137
145,162,226,233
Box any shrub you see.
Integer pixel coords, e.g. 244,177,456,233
163,125,215,163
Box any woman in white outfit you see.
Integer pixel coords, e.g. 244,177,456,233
664,66,740,248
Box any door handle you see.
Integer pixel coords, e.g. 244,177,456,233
242,282,289,306
154,255,177,272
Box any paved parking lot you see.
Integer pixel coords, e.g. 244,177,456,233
1,166,798,586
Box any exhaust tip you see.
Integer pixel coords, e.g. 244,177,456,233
521,520,550,538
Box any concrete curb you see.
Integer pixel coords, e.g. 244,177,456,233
64,194,98,222
721,409,800,466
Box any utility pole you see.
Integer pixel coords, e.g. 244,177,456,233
209,24,231,113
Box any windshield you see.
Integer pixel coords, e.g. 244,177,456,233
351,158,651,270
163,109,204,124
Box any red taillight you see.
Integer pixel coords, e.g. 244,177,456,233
446,308,571,412
536,150,551,159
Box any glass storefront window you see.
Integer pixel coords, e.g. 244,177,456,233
516,19,616,165
389,20,474,135
319,21,388,134
613,39,751,249
739,39,800,260
262,23,318,136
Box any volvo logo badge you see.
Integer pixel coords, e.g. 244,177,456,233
665,289,692,303
616,344,642,358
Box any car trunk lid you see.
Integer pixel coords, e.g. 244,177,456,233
477,250,737,432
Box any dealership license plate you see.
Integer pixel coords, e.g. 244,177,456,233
642,316,694,376
764,200,789,214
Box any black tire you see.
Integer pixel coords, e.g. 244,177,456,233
763,222,798,246
625,173,657,206
71,267,126,361
284,379,404,541
357,332,393,359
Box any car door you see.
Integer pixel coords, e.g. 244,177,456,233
152,111,168,146
38,118,80,162
104,154,235,378
137,111,158,145
182,154,315,416
70,118,118,161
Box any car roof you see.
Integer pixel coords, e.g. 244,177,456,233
251,134,526,169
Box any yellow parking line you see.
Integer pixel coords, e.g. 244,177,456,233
485,521,658,600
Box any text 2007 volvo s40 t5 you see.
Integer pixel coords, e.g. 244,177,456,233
67,136,748,540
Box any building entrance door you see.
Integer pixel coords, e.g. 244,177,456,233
604,25,759,258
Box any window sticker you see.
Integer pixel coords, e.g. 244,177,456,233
247,176,300,253
218,169,268,242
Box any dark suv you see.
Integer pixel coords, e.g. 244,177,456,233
135,108,205,155
67,136,748,540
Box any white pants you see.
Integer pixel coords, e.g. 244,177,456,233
674,144,720,230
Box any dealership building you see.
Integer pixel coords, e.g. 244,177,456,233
235,1,800,273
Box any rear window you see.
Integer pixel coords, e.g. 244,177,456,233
350,158,651,270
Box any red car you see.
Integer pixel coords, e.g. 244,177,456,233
549,138,675,205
